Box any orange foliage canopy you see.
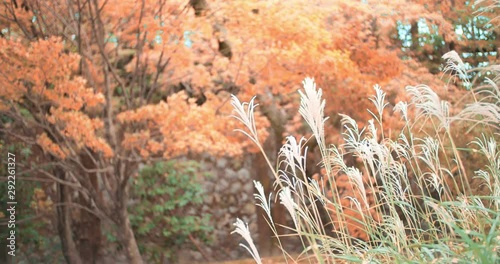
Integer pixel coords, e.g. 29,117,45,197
117,92,269,158
0,37,112,158
0,0,451,161
0,1,474,261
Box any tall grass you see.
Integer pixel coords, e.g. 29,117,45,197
231,51,500,263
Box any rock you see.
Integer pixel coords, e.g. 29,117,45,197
216,218,227,229
200,160,209,169
237,168,250,181
230,181,242,194
215,179,229,192
213,193,221,203
242,203,255,215
201,152,215,162
229,206,238,214
243,181,255,193
203,181,215,191
216,158,228,168
191,251,202,261
240,192,249,202
230,250,239,259
241,216,250,223
220,214,231,224
224,168,237,178
214,209,224,218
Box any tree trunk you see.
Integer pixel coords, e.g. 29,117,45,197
255,137,287,257
119,209,143,264
56,168,83,264
255,94,287,256
117,193,143,264
410,21,419,51
74,154,102,264
74,208,100,264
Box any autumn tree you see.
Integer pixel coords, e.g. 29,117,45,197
0,1,256,263
1,0,494,262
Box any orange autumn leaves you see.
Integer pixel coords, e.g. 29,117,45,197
0,38,104,111
0,36,264,161
118,92,269,159
0,0,451,166
47,109,113,157
0,37,112,159
207,0,413,139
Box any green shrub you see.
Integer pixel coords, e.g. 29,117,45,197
129,160,212,263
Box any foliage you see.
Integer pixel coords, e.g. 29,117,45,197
231,52,499,263
397,0,499,73
129,160,212,263
0,0,497,262
0,142,63,263
0,1,256,262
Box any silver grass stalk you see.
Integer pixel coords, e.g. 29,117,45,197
253,180,272,222
279,186,298,228
442,50,471,89
418,137,441,176
475,1,499,33
427,202,456,237
387,162,408,201
406,84,451,131
367,119,378,143
328,144,348,173
279,136,308,179
299,77,328,147
231,218,262,264
308,177,326,205
368,84,389,126
471,135,498,167
231,95,276,175
474,170,492,192
340,113,364,146
394,101,410,124
345,167,368,208
231,95,261,146
425,172,445,197
392,135,412,161
231,73,500,262
482,77,500,101
459,102,500,130
471,135,500,209
459,77,500,130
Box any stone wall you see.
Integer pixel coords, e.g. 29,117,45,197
178,154,260,263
